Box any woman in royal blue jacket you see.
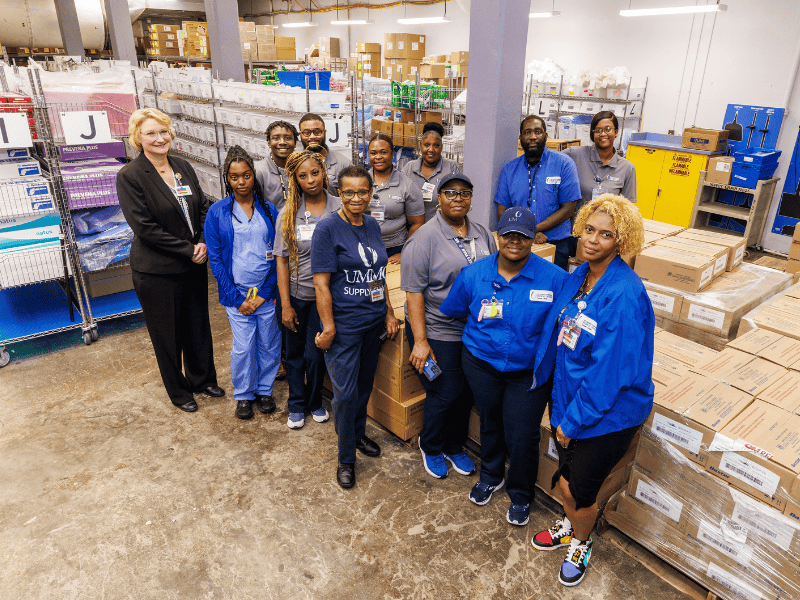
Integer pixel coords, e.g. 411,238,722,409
529,194,654,588
205,146,281,421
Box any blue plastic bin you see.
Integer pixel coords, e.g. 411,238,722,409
277,70,331,91
730,161,779,189
733,147,781,167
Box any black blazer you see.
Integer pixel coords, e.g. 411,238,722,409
117,152,211,274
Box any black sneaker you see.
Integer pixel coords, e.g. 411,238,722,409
559,537,593,587
255,394,276,414
235,400,254,420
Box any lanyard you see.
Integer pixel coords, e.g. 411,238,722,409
527,161,540,208
559,272,592,322
341,209,376,262
453,236,476,264
271,152,288,200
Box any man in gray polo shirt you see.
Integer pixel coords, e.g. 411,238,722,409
255,120,298,211
298,113,351,197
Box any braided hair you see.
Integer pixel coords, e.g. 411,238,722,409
223,145,275,230
280,149,329,287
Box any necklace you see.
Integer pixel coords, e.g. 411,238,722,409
449,220,467,238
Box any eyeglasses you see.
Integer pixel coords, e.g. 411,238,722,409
300,129,324,137
593,126,616,135
142,129,171,141
340,190,372,200
441,189,473,200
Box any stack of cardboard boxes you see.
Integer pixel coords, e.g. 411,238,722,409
370,107,442,148
239,21,257,61
146,25,181,57
383,34,425,81
738,283,800,341
256,25,277,61
275,36,296,61
418,51,468,87
180,21,209,59
310,37,344,70
604,321,800,600
347,42,381,78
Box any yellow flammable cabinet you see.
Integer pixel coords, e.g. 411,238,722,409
626,133,724,227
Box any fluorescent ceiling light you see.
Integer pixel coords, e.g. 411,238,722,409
530,11,560,18
331,19,375,25
282,21,319,28
620,4,727,17
397,16,453,24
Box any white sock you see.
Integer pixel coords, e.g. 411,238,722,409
562,516,572,530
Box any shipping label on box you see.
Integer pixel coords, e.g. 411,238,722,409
706,156,735,185
645,283,683,320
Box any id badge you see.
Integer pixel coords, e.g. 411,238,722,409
422,181,435,201
480,301,503,320
297,223,315,241
175,185,192,196
559,317,581,350
592,186,603,199
266,247,274,261
370,205,386,222
368,280,385,303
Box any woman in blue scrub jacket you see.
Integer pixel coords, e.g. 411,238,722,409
530,194,654,588
205,146,281,421
275,149,340,430
440,207,567,528
312,165,401,490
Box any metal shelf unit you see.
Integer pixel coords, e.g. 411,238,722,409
689,171,780,248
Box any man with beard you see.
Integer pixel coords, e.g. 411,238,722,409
256,120,299,211
494,115,580,270
298,113,351,197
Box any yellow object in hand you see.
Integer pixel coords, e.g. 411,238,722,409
247,287,258,301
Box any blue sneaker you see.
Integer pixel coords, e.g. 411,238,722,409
419,438,448,478
287,412,305,429
468,479,504,506
311,407,330,423
559,537,593,586
443,451,475,475
506,503,530,526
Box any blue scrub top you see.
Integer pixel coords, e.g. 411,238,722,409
494,149,581,241
532,256,655,440
231,202,273,315
439,252,567,372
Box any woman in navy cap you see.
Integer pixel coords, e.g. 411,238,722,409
440,207,567,527
530,194,653,588
401,173,496,480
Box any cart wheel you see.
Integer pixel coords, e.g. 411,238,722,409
83,332,93,345
0,349,10,368
755,245,764,252
91,329,99,342
743,250,751,260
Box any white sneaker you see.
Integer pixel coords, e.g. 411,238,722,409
311,407,330,423
288,412,305,429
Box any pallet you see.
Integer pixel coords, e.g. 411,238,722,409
596,517,719,600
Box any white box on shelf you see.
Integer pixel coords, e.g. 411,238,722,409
253,139,269,157
601,103,626,117
542,82,561,96
194,104,214,121
561,100,581,113
0,242,70,288
629,87,646,100
558,123,578,140
249,113,269,133
580,88,601,97
580,101,602,113
0,159,41,179
563,85,581,97
603,85,628,99
627,101,643,118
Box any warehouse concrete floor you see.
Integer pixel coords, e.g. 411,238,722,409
0,276,692,600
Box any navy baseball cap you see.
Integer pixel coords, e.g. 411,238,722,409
436,173,473,195
497,207,537,238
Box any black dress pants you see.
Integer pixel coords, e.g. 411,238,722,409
132,266,218,406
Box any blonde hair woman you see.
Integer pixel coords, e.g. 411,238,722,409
117,107,224,413
529,194,652,587
274,149,340,429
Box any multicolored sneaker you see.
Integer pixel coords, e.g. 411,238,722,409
532,518,573,551
559,537,592,587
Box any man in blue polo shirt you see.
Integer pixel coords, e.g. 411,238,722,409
494,115,581,270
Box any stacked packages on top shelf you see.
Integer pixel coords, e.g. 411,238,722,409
0,147,67,288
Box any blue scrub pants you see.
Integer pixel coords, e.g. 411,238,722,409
283,296,325,414
225,301,281,401
324,321,384,464
406,322,473,456
462,348,550,506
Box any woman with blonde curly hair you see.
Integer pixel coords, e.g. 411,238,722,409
529,193,654,588
274,149,340,429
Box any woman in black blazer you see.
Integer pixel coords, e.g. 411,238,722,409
117,108,224,412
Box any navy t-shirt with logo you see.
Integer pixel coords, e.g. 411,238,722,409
311,211,388,334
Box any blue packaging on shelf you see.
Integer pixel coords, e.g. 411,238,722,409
277,70,331,91
558,114,593,124
733,148,781,167
731,162,779,189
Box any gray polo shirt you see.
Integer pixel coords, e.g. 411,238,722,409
274,191,341,301
324,149,351,197
562,145,637,218
255,156,289,211
401,157,461,222
369,167,425,250
401,212,497,342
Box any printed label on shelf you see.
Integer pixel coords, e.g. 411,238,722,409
634,479,683,523
0,113,33,149
647,290,675,314
686,304,725,330
706,562,762,600
60,111,113,146
697,521,753,566
731,504,794,548
651,413,703,454
719,451,781,496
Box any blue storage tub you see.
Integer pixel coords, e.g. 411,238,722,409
277,70,331,90
733,147,781,167
731,161,779,189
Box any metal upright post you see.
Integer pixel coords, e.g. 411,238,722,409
350,71,358,165
131,69,140,110
210,74,225,193
414,71,421,156
360,71,366,164
305,73,311,113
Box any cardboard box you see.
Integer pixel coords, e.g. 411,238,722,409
420,63,447,80
402,123,417,148
257,44,277,60
182,21,208,35
626,468,693,533
655,330,719,365
238,21,255,32
634,246,716,293
150,24,177,33
395,33,425,59
646,283,684,320
255,24,274,37
356,42,380,54
370,118,393,136
642,218,686,237
277,48,296,60
682,127,729,152
391,121,404,146
84,265,134,298
674,229,746,271
757,336,800,368
655,237,728,277
708,401,800,509
756,371,800,412
728,327,785,354
367,389,424,441
705,156,735,185
275,36,296,49
373,352,426,401
149,32,178,41
318,36,340,57
727,357,788,396
147,48,180,57
450,51,469,65
691,347,754,380
392,107,414,124
383,33,397,58
652,351,692,386
381,323,411,366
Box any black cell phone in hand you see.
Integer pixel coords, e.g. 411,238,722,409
379,329,388,343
